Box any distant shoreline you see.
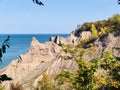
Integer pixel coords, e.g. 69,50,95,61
0,33,69,35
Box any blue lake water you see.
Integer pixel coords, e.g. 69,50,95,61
0,34,69,69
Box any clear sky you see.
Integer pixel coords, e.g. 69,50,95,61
0,0,120,34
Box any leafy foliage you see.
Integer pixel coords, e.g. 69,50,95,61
32,0,120,6
91,24,98,38
0,74,12,83
32,0,44,6
0,36,10,64
100,51,120,89
118,0,120,4
0,36,12,90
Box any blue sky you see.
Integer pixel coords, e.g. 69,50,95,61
0,0,120,34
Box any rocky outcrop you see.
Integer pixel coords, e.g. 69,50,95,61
50,32,81,45
84,30,120,60
50,31,91,46
0,37,78,90
80,31,91,40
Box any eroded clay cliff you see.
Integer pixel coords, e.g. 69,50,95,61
0,37,78,90
1,29,120,90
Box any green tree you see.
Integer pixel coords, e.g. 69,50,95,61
57,46,100,90
108,14,120,30
91,24,98,38
99,26,110,36
73,57,99,90
100,51,120,89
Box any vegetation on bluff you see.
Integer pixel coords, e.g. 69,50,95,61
56,14,120,90
76,14,120,33
75,14,120,47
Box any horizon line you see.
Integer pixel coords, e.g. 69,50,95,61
0,33,70,35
